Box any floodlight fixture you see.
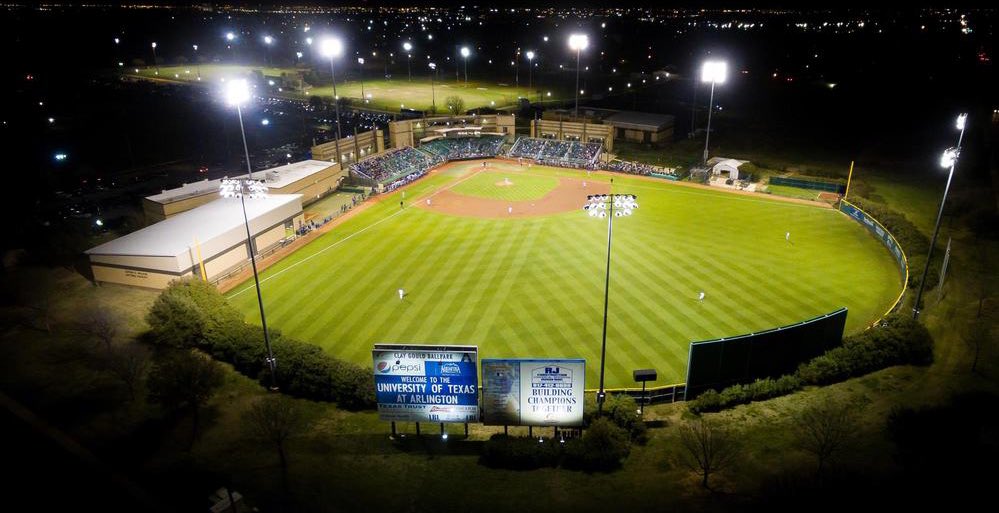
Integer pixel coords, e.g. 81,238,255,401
224,79,251,106
940,147,959,169
320,37,343,58
461,46,470,57
701,60,727,84
568,34,589,51
956,113,967,131
263,35,274,45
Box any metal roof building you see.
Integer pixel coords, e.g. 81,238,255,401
88,194,304,289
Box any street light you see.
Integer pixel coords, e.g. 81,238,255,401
150,42,159,74
219,178,278,391
568,34,588,117
263,35,274,65
320,37,345,167
526,50,535,101
460,46,470,86
582,190,639,416
192,44,201,79
357,57,366,99
403,41,413,81
913,113,967,320
429,62,438,113
700,60,727,163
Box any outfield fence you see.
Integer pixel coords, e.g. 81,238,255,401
770,176,846,193
839,199,909,325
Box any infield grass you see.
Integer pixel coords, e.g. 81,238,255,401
449,170,560,202
227,161,901,387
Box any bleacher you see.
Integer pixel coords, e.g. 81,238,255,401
350,147,444,187
508,137,602,167
419,136,505,160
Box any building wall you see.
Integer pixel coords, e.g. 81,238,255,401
91,265,192,290
270,164,347,205
530,119,614,151
311,130,384,164
203,244,248,280
143,193,216,223
389,114,516,149
253,224,285,254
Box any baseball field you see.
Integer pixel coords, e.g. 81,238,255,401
226,160,902,388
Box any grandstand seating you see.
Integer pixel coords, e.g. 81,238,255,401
419,136,505,160
508,137,602,167
350,147,444,186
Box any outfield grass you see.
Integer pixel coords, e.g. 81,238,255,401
125,64,545,112
226,161,901,387
449,170,559,202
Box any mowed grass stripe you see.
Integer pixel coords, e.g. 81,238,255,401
227,163,901,388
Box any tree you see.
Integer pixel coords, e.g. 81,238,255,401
146,278,243,348
106,343,151,401
243,395,310,489
964,316,994,374
147,350,224,449
76,307,121,353
445,95,465,115
678,418,741,489
792,402,857,476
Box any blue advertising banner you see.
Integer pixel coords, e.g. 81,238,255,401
372,344,479,423
839,200,907,276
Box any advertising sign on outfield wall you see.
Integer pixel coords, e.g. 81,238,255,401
481,359,585,427
372,344,479,423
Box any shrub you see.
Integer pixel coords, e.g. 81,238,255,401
582,394,648,443
481,434,562,469
563,418,631,471
330,359,376,409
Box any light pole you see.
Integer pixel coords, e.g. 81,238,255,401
221,82,278,392
701,60,727,164
263,35,274,65
582,190,639,416
515,47,520,88
568,34,588,117
429,62,437,113
225,32,236,63
320,37,345,167
461,46,470,86
403,42,413,81
150,42,159,74
526,50,535,101
913,113,967,320
357,57,366,99
192,45,201,80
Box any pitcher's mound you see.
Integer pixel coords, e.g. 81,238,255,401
495,180,514,187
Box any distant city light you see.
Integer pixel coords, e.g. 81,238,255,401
261,118,270,126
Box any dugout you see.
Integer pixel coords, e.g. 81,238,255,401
684,308,848,398
88,194,304,289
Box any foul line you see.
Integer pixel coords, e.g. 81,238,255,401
228,167,485,299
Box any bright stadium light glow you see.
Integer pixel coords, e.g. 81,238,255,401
225,32,235,41
526,50,535,60
403,41,413,52
261,118,270,126
305,37,313,46
151,42,157,49
568,34,589,51
263,35,274,45
320,37,343,58
219,178,268,199
702,60,728,83
940,147,959,168
224,79,251,106
358,57,365,65
461,46,470,57
54,152,67,161
956,113,967,130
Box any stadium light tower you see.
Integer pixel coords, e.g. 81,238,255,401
219,178,278,391
568,34,588,117
526,50,535,99
192,44,201,80
224,79,255,179
150,41,159,74
913,113,967,320
582,190,639,416
700,60,727,164
461,46,471,86
320,37,345,167
403,41,413,81
429,62,438,113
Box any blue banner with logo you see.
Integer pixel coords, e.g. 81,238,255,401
372,345,479,423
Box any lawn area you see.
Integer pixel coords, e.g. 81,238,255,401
449,170,559,202
225,161,901,387
125,64,542,112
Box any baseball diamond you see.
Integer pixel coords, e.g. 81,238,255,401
226,159,902,388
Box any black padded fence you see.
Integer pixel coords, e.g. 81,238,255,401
684,308,848,399
770,176,846,193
